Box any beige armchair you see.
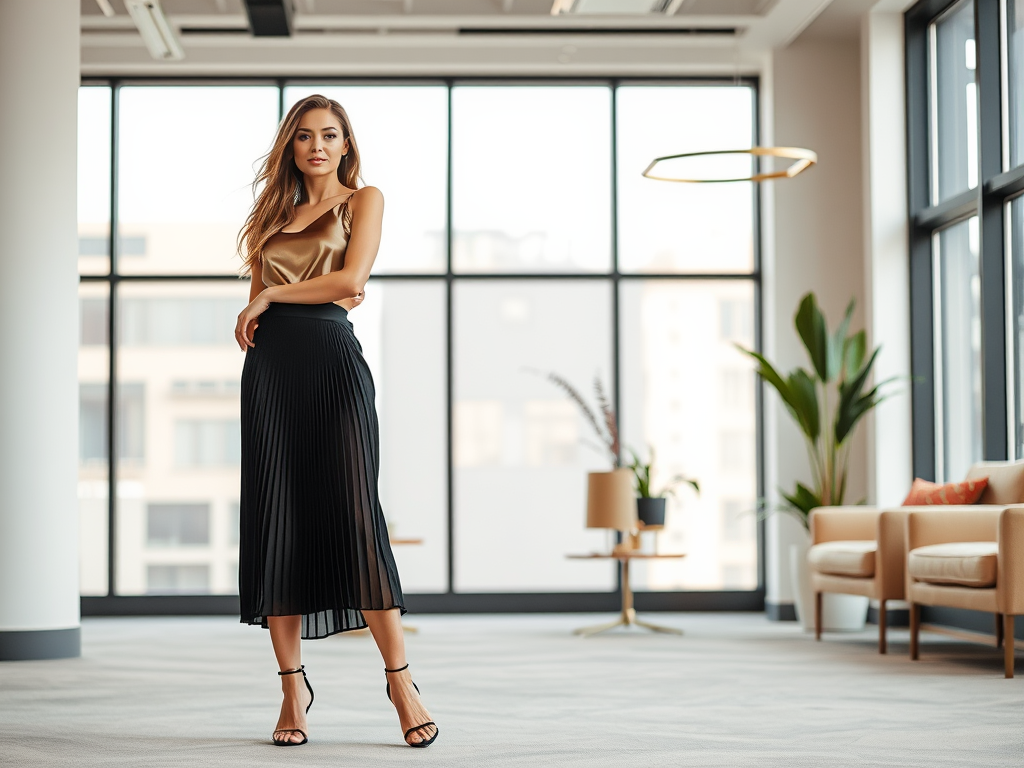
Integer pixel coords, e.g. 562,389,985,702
809,506,908,653
906,506,1024,678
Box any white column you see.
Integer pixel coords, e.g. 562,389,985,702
0,0,81,659
861,9,913,508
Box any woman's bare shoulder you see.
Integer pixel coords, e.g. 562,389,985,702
350,185,383,207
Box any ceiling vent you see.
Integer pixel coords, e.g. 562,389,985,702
243,0,293,37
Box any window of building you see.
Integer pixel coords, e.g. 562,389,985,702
174,420,241,468
147,503,210,547
146,565,210,595
79,80,762,608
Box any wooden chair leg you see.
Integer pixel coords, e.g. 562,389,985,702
878,600,887,655
996,612,1005,649
814,591,822,641
910,602,920,660
1005,615,1015,679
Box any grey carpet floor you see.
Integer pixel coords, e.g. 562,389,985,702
0,612,1022,767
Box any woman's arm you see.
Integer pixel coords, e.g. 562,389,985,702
265,186,383,305
248,257,264,303
234,187,383,351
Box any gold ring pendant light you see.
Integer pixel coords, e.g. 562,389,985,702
642,146,818,183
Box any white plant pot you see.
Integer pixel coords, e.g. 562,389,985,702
789,541,869,633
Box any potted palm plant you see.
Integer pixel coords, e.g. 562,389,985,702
737,292,894,526
628,447,699,526
737,292,898,630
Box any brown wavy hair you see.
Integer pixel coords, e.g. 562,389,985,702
237,94,362,274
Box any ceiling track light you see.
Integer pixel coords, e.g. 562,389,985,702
125,0,185,61
551,0,678,15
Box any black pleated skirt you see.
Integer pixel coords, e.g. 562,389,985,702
239,302,405,639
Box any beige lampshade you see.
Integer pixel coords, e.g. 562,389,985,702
586,468,637,531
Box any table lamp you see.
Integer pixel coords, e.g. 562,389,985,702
586,468,637,550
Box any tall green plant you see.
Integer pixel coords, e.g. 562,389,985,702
738,293,896,529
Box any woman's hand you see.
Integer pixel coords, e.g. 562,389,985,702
235,290,273,351
337,288,365,312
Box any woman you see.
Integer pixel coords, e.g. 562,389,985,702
234,94,438,749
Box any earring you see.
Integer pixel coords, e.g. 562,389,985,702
292,180,302,206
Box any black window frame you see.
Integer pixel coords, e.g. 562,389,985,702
907,0,1024,478
79,76,766,617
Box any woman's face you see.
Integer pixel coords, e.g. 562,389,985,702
292,108,350,182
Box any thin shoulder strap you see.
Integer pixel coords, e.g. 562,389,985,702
338,190,356,235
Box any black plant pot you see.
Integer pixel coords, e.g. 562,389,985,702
637,497,667,527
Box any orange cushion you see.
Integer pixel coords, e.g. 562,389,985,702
902,477,989,506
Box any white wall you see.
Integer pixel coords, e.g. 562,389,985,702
764,36,868,609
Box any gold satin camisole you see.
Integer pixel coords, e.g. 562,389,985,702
261,197,353,288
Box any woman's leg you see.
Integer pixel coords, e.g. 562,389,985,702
363,609,437,745
268,615,311,743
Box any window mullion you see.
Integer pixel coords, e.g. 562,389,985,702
977,0,1009,460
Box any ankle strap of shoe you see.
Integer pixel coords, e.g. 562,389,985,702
384,663,409,674
278,665,305,676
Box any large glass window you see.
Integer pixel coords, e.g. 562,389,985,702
1008,195,1024,456
117,87,280,275
616,86,755,274
908,0,1024,478
79,282,109,596
619,280,758,590
358,279,449,593
451,86,612,274
1005,0,1024,169
78,87,111,276
453,280,616,592
80,80,761,608
930,0,978,203
114,280,247,596
933,217,982,481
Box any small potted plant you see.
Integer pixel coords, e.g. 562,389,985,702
628,447,699,527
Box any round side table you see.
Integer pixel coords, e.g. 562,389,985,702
566,552,686,636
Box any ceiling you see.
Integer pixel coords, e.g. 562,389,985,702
80,0,878,76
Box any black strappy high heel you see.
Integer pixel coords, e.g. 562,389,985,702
272,665,314,747
384,664,439,748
